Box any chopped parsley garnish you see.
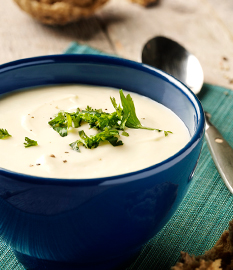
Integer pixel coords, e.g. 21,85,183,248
24,137,38,148
122,131,129,137
0,128,11,139
48,111,74,137
164,130,173,137
70,128,123,152
48,90,172,152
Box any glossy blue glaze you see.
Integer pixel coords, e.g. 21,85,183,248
0,55,205,270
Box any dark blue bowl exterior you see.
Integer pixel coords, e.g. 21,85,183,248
0,55,205,269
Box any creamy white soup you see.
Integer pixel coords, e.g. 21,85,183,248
0,85,190,178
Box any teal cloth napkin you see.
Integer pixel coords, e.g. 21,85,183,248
1,42,233,270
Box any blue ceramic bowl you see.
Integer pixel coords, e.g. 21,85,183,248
0,55,205,270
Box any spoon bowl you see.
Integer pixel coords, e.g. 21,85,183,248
142,35,233,194
142,36,204,95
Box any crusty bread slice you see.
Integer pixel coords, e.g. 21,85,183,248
172,220,233,270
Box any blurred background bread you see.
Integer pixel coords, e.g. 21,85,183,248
13,0,110,25
13,0,159,25
129,0,158,6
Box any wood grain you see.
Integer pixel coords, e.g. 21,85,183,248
0,1,114,63
98,0,233,89
1,0,233,89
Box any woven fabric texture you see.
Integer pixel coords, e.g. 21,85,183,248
1,43,233,270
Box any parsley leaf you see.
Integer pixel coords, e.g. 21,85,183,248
0,128,11,139
69,110,82,128
48,112,69,137
110,96,123,119
119,90,142,129
119,90,153,130
80,107,121,131
66,113,73,129
69,128,123,152
122,131,129,137
119,90,172,136
164,131,173,137
24,137,38,148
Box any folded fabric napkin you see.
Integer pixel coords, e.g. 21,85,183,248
1,42,233,270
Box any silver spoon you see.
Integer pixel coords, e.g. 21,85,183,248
142,36,233,194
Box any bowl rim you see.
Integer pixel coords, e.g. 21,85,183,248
0,54,205,185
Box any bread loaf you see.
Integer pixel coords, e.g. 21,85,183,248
13,0,109,25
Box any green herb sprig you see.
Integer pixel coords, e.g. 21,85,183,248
0,128,11,139
118,90,165,133
70,128,123,152
24,137,38,148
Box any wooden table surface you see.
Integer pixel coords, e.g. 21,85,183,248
1,0,233,90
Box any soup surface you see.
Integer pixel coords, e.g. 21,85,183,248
0,85,190,178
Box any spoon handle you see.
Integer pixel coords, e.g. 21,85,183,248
205,112,233,194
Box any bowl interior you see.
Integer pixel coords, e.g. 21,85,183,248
0,55,202,138
0,54,204,186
